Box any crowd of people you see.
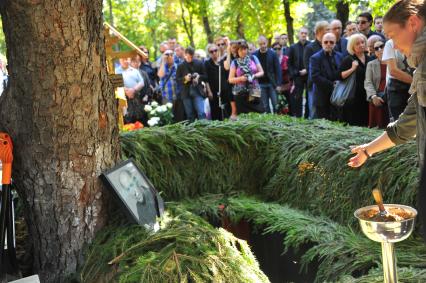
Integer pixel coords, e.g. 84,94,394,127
117,11,414,130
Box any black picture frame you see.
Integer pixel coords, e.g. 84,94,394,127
100,159,164,229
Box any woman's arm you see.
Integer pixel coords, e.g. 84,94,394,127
387,58,413,84
341,60,358,79
228,65,247,84
364,61,377,101
348,132,396,167
254,63,264,79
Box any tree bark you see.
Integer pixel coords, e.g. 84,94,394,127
202,16,213,44
180,0,195,48
108,0,114,26
336,0,349,27
236,13,245,39
283,0,294,45
0,1,120,282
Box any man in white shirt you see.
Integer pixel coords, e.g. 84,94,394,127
118,58,145,123
381,39,413,121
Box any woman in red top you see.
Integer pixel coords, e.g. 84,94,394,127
364,40,389,128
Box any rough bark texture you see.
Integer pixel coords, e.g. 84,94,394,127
202,16,213,44
180,0,195,48
283,0,294,45
236,13,245,40
0,1,120,282
336,0,349,28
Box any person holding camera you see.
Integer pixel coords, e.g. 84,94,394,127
176,47,208,122
228,40,265,114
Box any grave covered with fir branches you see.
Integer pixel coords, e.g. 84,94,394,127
80,114,426,282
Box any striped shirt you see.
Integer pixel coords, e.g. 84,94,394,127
160,63,178,101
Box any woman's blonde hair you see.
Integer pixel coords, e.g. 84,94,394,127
347,33,368,55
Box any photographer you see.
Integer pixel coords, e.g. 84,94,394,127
176,47,208,121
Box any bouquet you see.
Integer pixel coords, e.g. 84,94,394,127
144,101,174,127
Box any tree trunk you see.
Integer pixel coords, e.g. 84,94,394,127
236,13,245,39
108,0,114,26
0,1,120,282
180,0,195,48
202,16,213,43
336,0,349,27
283,0,294,45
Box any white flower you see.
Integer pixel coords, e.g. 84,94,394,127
151,101,159,107
144,105,153,112
151,116,160,122
150,110,156,115
147,118,159,127
156,105,167,113
166,102,173,109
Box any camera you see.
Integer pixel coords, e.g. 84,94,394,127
188,73,199,85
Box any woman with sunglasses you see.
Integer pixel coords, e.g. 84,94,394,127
364,40,389,128
204,43,232,120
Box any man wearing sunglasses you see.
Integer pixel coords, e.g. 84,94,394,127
357,12,385,40
309,33,344,120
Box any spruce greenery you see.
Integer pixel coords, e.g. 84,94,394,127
85,114,423,282
80,208,269,283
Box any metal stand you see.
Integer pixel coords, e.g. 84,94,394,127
382,242,397,283
218,63,225,120
0,133,18,276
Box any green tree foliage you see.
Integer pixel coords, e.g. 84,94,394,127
103,0,393,55
0,17,6,56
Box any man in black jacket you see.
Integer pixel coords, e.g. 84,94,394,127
310,33,343,120
176,47,208,121
304,21,329,119
288,27,309,117
253,35,282,113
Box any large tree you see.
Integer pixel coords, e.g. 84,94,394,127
0,0,119,282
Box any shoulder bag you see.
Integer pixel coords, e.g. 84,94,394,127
330,71,356,107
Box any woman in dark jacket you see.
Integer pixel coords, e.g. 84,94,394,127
338,33,371,126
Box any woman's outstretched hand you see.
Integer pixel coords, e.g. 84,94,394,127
348,145,369,168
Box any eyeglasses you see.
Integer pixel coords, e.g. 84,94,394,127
357,20,368,25
165,53,174,57
374,45,384,51
273,47,281,51
323,41,335,45
209,49,218,54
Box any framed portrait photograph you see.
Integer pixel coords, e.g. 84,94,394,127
100,159,164,230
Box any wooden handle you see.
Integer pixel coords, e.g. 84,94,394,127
0,133,13,185
372,188,386,212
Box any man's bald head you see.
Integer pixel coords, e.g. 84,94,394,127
330,19,343,40
321,33,336,54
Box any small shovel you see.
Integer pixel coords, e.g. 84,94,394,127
371,188,396,222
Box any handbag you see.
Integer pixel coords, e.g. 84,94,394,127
249,83,261,98
330,72,356,107
189,83,208,98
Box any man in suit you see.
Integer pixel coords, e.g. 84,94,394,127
304,21,329,119
288,27,309,117
330,19,348,56
309,33,343,120
254,35,282,113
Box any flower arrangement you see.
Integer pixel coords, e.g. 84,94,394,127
144,101,174,127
